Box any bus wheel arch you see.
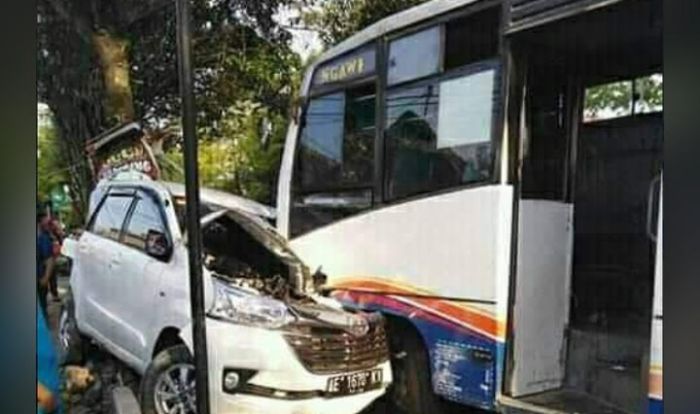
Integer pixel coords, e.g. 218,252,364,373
383,314,444,414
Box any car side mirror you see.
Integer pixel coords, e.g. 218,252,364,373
145,229,172,261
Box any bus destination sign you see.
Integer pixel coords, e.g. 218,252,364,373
313,47,376,87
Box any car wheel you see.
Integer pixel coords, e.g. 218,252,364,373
140,345,196,414
58,300,86,365
385,322,444,414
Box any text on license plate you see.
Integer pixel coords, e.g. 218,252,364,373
326,369,383,395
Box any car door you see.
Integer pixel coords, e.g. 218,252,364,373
77,190,136,345
117,188,174,365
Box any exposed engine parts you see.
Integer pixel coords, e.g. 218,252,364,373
210,268,290,300
202,212,299,300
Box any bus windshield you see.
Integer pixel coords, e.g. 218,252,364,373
291,7,501,237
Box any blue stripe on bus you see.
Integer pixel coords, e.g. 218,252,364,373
649,397,663,414
336,293,498,410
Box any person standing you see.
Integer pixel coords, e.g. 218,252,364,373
37,301,61,414
48,216,64,302
37,211,55,316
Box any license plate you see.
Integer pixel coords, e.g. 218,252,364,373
326,369,383,396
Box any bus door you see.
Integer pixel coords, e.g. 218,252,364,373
503,1,662,412
508,64,575,397
648,176,662,413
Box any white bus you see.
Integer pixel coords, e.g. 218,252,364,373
276,0,662,413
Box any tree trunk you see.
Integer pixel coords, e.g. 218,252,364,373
44,51,109,222
92,30,135,123
52,101,99,223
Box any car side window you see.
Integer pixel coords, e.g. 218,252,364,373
123,192,168,253
89,194,134,241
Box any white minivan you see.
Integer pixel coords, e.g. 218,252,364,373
60,173,392,414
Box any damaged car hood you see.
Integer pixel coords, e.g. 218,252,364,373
202,208,382,336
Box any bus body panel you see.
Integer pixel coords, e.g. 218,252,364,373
334,288,501,409
276,118,299,238
649,182,662,413
287,185,513,406
277,0,662,411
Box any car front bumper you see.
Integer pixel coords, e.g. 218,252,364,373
205,317,392,414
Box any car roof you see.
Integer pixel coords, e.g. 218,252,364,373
92,174,275,221
161,181,276,220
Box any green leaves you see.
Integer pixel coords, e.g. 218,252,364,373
160,100,287,204
39,0,304,208
303,0,429,46
37,123,67,199
38,121,79,225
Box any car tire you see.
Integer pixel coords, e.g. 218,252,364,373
58,297,87,365
140,344,196,414
385,321,444,414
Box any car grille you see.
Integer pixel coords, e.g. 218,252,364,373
284,317,390,375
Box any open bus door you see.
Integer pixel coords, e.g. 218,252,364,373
648,175,662,413
501,0,661,412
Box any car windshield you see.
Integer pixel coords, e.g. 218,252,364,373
172,196,222,227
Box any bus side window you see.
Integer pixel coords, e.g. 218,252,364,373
445,7,500,70
385,68,497,200
290,84,376,237
521,73,568,201
387,26,441,86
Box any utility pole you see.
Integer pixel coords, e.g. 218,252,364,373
175,0,211,412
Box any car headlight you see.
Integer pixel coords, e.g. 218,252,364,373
208,279,294,329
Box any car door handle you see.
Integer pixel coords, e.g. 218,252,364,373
109,256,122,267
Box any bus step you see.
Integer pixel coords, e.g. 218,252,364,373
497,389,631,414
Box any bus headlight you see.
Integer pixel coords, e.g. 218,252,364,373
209,279,294,329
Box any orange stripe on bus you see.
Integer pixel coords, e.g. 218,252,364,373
649,369,662,398
331,277,503,338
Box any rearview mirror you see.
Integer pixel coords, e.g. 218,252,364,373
145,230,172,260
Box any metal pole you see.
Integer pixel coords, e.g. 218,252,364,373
175,0,211,413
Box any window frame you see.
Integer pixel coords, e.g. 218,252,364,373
120,188,174,261
289,2,505,236
582,71,663,124
386,25,445,88
382,58,504,202
293,78,379,196
87,188,136,242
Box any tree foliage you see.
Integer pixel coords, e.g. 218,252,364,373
38,119,80,227
583,74,663,121
38,0,304,213
37,123,68,201
303,0,429,46
160,100,288,204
